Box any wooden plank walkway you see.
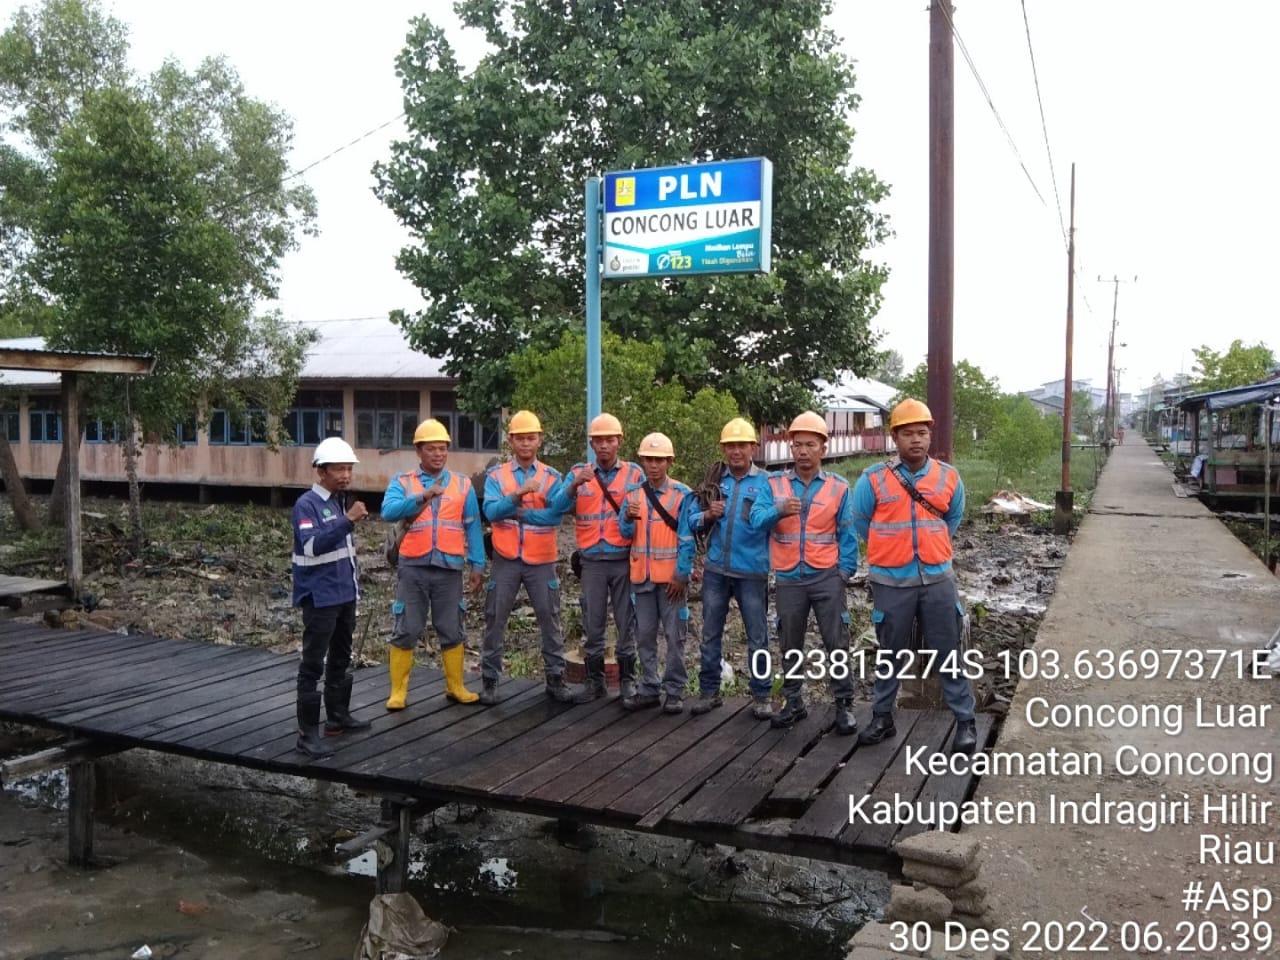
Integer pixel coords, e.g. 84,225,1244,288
0,621,994,866
0,574,70,598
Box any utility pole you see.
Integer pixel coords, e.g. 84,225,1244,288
927,0,955,462
1055,164,1076,534
1098,274,1135,447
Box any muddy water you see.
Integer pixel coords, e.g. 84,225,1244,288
2,746,886,959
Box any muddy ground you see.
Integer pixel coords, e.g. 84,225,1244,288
0,495,1066,958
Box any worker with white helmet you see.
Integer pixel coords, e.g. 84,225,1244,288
480,410,574,704
291,437,370,759
380,418,486,712
688,417,775,720
544,411,645,701
617,432,696,713
751,411,859,734
852,398,976,756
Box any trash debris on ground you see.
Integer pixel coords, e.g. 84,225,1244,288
131,947,152,960
983,490,1054,516
354,892,450,960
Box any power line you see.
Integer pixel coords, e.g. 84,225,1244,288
283,112,406,184
936,1,1046,205
1020,0,1066,247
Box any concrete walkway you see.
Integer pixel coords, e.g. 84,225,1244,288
966,439,1280,957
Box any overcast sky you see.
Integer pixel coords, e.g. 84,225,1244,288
11,0,1279,399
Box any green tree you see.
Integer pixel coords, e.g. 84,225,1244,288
1191,339,1275,392
870,348,905,387
2,0,316,551
895,360,1001,455
510,330,740,485
376,0,889,425
1071,389,1096,438
985,396,1059,484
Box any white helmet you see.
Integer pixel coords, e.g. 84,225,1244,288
312,437,358,466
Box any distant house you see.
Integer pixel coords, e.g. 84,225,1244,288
0,318,501,497
760,373,897,465
1021,378,1107,417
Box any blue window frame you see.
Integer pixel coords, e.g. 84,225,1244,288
28,397,61,443
208,408,268,446
84,419,120,444
286,389,344,446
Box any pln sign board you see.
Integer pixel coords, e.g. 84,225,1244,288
602,157,772,278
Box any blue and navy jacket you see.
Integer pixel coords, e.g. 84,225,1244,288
689,464,771,580
851,458,965,585
291,484,359,607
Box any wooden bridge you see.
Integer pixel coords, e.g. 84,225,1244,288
0,621,992,882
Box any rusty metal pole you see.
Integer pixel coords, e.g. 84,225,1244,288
1055,165,1077,534
928,0,955,463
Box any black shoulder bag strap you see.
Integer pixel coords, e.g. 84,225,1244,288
888,462,946,520
642,482,679,532
592,466,623,514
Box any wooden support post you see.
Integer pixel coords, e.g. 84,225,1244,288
62,372,83,598
67,759,95,866
376,801,413,894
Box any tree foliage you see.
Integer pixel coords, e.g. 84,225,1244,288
1071,389,1096,438
986,395,1059,484
895,360,1001,455
1191,339,1275,393
376,0,889,425
869,348,905,387
510,329,740,484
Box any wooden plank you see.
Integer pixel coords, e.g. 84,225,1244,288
790,709,924,842
892,714,995,844
667,705,839,828
596,706,771,820
571,701,750,811
116,661,305,739
63,372,82,595
0,346,154,374
0,738,122,784
839,711,955,851
0,574,69,597
67,759,94,866
449,695,632,793
4,634,204,685
0,625,103,650
768,708,866,807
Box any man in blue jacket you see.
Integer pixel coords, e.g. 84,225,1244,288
292,437,371,759
688,418,775,720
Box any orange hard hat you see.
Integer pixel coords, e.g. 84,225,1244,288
588,412,623,437
507,410,543,435
889,398,934,431
637,432,675,458
787,411,829,440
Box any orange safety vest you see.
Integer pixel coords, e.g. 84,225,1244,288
573,461,643,550
489,460,559,564
865,459,959,568
627,482,687,584
768,472,846,573
397,472,469,559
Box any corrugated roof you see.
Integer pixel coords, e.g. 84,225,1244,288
0,318,450,387
815,373,897,412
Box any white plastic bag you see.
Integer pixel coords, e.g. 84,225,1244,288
353,893,449,960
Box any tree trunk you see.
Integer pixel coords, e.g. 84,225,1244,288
47,442,67,526
0,431,41,531
124,426,144,557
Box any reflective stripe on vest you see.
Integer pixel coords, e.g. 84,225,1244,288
490,461,558,563
628,484,685,583
398,472,468,558
574,462,643,550
865,460,957,568
768,473,843,573
292,545,355,567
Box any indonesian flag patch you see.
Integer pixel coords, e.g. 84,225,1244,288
298,519,314,530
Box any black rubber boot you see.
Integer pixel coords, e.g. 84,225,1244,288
572,655,608,704
834,698,858,737
617,655,637,700
951,718,978,755
545,673,575,703
479,678,499,706
324,675,372,735
770,696,808,729
859,712,896,745
296,691,335,759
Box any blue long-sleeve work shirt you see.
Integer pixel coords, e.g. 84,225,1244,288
381,468,486,569
544,460,641,559
291,484,359,607
750,468,859,581
851,458,965,583
482,460,564,527
687,465,772,579
616,478,696,583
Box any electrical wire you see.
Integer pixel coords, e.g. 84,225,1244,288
1020,0,1066,248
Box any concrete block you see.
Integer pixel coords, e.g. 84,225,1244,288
850,921,927,957
894,831,980,869
885,884,952,926
902,856,980,888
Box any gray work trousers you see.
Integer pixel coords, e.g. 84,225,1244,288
869,577,975,721
482,554,563,681
632,581,688,697
776,567,855,701
389,563,465,652
580,556,636,662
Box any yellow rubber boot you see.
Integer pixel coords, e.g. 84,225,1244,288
443,645,479,704
385,647,413,711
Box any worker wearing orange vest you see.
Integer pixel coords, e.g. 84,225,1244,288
852,399,976,756
617,433,695,713
751,412,859,734
480,411,575,704
380,419,486,712
544,412,645,701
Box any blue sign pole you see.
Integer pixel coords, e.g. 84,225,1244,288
584,177,602,462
